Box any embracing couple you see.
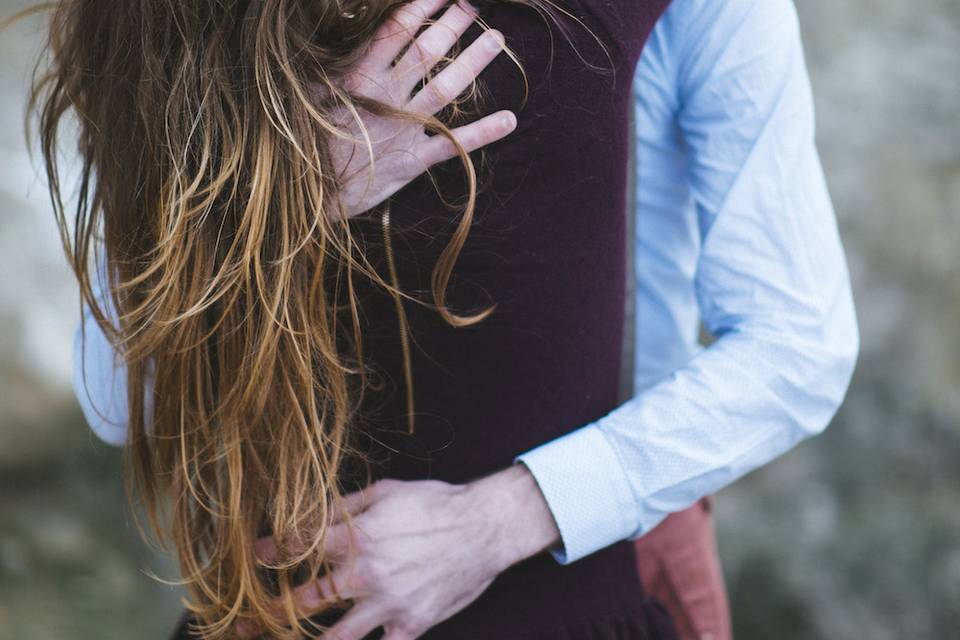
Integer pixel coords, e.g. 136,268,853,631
41,0,858,638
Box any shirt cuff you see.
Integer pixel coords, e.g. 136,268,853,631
514,425,640,564
72,315,129,447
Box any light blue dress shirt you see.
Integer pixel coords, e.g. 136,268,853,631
515,0,859,564
72,0,859,566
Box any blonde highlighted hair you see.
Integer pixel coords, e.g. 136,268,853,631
24,0,503,636
17,0,594,636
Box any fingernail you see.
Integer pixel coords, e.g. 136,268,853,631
486,30,505,51
502,112,517,130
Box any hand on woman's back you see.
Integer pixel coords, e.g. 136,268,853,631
329,0,517,218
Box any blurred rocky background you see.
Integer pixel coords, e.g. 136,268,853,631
1,0,958,638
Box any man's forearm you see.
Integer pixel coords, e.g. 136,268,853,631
464,463,561,572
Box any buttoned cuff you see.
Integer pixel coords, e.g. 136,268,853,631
514,425,640,564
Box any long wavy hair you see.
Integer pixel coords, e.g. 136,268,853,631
15,0,594,637
19,0,500,636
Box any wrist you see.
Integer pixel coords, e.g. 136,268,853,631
465,463,562,573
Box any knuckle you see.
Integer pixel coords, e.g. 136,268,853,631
346,528,369,554
383,627,414,640
399,612,428,635
392,619,416,637
367,480,385,498
375,478,400,493
370,478,395,498
337,622,363,640
344,70,373,93
341,567,367,594
395,5,427,30
421,479,448,492
358,560,386,587
427,78,454,108
397,149,424,176
383,17,413,44
411,42,442,66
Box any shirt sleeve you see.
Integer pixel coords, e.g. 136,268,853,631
515,0,860,564
72,250,131,446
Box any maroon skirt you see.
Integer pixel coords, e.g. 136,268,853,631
169,542,678,639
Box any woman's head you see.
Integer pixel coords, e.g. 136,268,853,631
28,0,503,636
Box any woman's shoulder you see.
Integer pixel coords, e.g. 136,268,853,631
569,0,674,65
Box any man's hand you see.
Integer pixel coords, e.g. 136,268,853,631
244,464,560,640
328,0,517,218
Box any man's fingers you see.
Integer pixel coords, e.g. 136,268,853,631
332,486,373,523
363,0,450,71
275,568,366,620
234,567,367,637
290,565,366,610
413,110,517,169
409,28,505,115
255,522,356,564
395,0,480,93
321,602,385,640
322,522,357,557
253,486,374,564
